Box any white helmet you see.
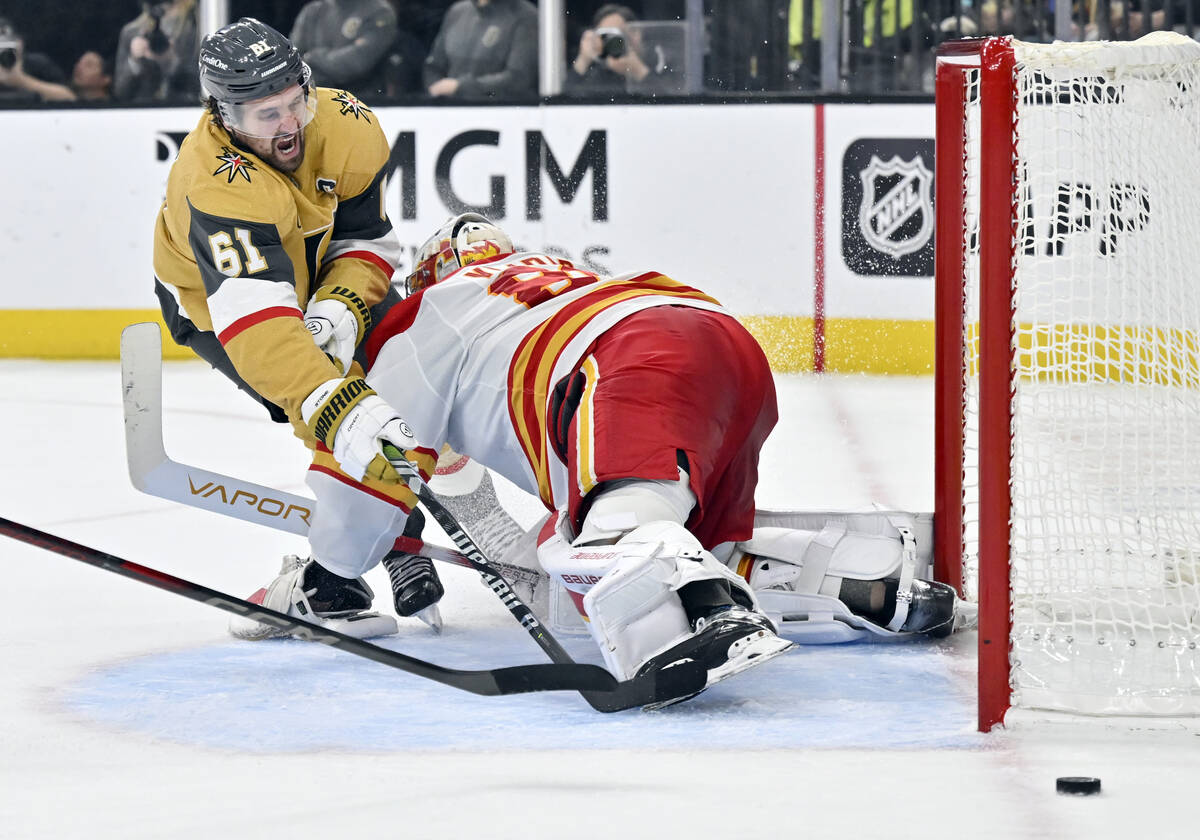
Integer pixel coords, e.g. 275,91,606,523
405,213,515,294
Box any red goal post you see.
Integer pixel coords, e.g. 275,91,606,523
934,34,1200,732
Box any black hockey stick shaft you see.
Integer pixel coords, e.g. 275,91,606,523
392,535,542,589
382,445,580,668
382,445,705,711
0,516,624,698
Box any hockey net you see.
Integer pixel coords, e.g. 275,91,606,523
934,34,1200,730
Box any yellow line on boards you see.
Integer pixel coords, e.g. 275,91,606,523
0,309,939,375
0,311,194,360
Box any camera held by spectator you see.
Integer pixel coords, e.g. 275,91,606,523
0,41,18,71
0,17,76,102
0,19,21,71
596,27,626,59
566,5,681,95
144,2,173,56
114,0,199,102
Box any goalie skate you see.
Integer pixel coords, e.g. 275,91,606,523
638,607,794,710
228,555,399,641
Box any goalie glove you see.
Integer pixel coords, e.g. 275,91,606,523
304,286,371,374
301,376,417,484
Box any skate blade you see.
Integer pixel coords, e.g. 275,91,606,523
414,603,443,633
227,617,290,641
228,588,291,641
707,632,794,686
952,598,979,632
230,611,399,641
324,612,399,639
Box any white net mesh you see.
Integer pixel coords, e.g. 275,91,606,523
962,34,1200,716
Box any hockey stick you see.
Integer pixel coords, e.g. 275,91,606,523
119,323,704,711
392,535,542,590
384,459,701,712
121,323,314,537
0,515,614,699
121,322,533,584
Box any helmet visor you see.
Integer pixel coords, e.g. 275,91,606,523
219,82,316,139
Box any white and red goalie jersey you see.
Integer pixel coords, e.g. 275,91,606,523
362,251,727,513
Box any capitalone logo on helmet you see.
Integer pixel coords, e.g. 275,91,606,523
858,154,933,258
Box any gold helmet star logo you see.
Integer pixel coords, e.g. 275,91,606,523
213,147,257,184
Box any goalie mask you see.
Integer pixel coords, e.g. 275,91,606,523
405,213,515,295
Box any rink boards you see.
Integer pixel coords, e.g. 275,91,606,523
0,101,936,372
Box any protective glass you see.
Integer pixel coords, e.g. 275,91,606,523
219,82,317,139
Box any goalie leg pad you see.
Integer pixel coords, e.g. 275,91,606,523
536,472,698,635
571,521,765,680
730,513,972,638
574,471,697,545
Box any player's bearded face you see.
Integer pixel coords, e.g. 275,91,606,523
227,84,314,173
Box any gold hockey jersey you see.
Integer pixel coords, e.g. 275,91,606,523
153,87,401,441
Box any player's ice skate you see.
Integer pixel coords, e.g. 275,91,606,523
637,606,795,710
382,548,445,632
228,555,399,641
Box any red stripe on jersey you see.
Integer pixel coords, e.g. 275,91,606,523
507,277,721,506
334,249,394,278
307,462,415,512
565,587,589,619
217,306,302,345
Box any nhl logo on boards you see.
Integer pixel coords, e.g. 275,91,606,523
858,154,932,258
841,138,935,277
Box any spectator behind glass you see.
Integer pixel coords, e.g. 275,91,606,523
0,18,77,103
564,5,676,95
423,0,538,100
114,0,199,102
290,0,399,99
72,51,114,101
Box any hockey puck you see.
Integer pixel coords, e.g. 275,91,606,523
1056,776,1101,796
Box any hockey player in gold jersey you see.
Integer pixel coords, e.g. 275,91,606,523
152,17,440,640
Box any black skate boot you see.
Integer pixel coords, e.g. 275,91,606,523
228,555,398,641
838,577,959,638
897,579,958,637
637,605,795,710
382,508,445,631
383,550,445,615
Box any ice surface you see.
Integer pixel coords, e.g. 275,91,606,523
1,360,1196,839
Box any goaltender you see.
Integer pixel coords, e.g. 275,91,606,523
152,17,441,638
